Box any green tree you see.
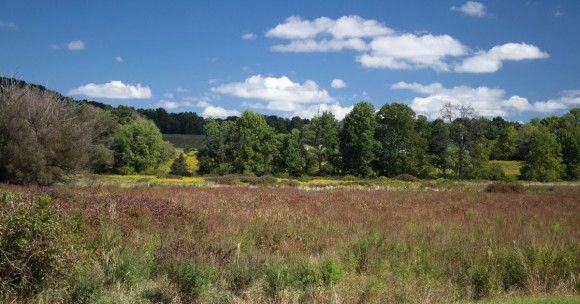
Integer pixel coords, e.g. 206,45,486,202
429,119,454,178
303,111,339,175
232,110,281,175
556,108,580,180
375,103,429,177
339,102,377,177
170,153,190,176
520,126,564,181
280,129,306,176
110,118,174,174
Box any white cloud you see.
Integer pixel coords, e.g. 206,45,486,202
0,21,17,30
456,43,549,73
451,1,488,17
267,15,391,52
211,75,335,105
271,38,368,52
155,99,195,110
242,33,257,40
67,40,85,51
211,75,355,119
291,103,354,120
393,81,580,118
68,80,152,99
175,87,189,93
163,92,174,99
331,79,347,89
202,105,240,118
358,34,468,71
266,15,393,40
266,15,547,73
115,56,124,63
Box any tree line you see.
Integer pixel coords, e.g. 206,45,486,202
1,78,578,184
198,102,579,182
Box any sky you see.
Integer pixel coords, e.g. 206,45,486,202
1,0,579,121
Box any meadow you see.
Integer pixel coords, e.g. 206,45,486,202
1,182,579,303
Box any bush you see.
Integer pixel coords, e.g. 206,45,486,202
321,257,344,286
392,174,420,182
166,259,217,301
485,181,525,193
0,192,74,296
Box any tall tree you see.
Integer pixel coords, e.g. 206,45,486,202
280,129,306,176
429,119,454,178
441,102,476,178
556,108,580,180
339,102,377,177
232,110,281,175
375,103,424,177
303,111,339,175
520,126,564,181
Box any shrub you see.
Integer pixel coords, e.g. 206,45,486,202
485,181,525,193
165,259,216,301
169,153,191,177
391,174,420,182
0,192,74,296
321,257,344,286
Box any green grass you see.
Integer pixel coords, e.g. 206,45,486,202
489,160,525,178
162,133,207,149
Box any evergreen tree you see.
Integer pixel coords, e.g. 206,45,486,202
170,153,190,176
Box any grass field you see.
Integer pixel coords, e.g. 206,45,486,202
1,183,579,303
162,134,207,150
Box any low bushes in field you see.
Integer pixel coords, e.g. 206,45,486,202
485,181,526,193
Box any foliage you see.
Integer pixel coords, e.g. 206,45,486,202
110,117,174,174
169,153,191,176
339,102,378,177
0,78,113,184
280,128,306,176
0,192,74,297
520,126,565,182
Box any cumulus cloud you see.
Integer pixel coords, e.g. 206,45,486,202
292,103,354,120
451,1,488,17
212,74,353,119
358,34,467,71
393,82,579,118
211,75,334,105
68,80,152,99
267,15,392,53
242,32,257,40
0,21,17,30
266,15,393,40
456,43,549,73
266,15,547,73
331,79,347,89
67,40,85,51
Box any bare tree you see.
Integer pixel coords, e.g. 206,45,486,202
440,101,476,178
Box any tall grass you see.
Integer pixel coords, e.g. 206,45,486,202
0,185,578,303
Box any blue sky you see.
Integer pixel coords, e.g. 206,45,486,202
1,0,579,121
